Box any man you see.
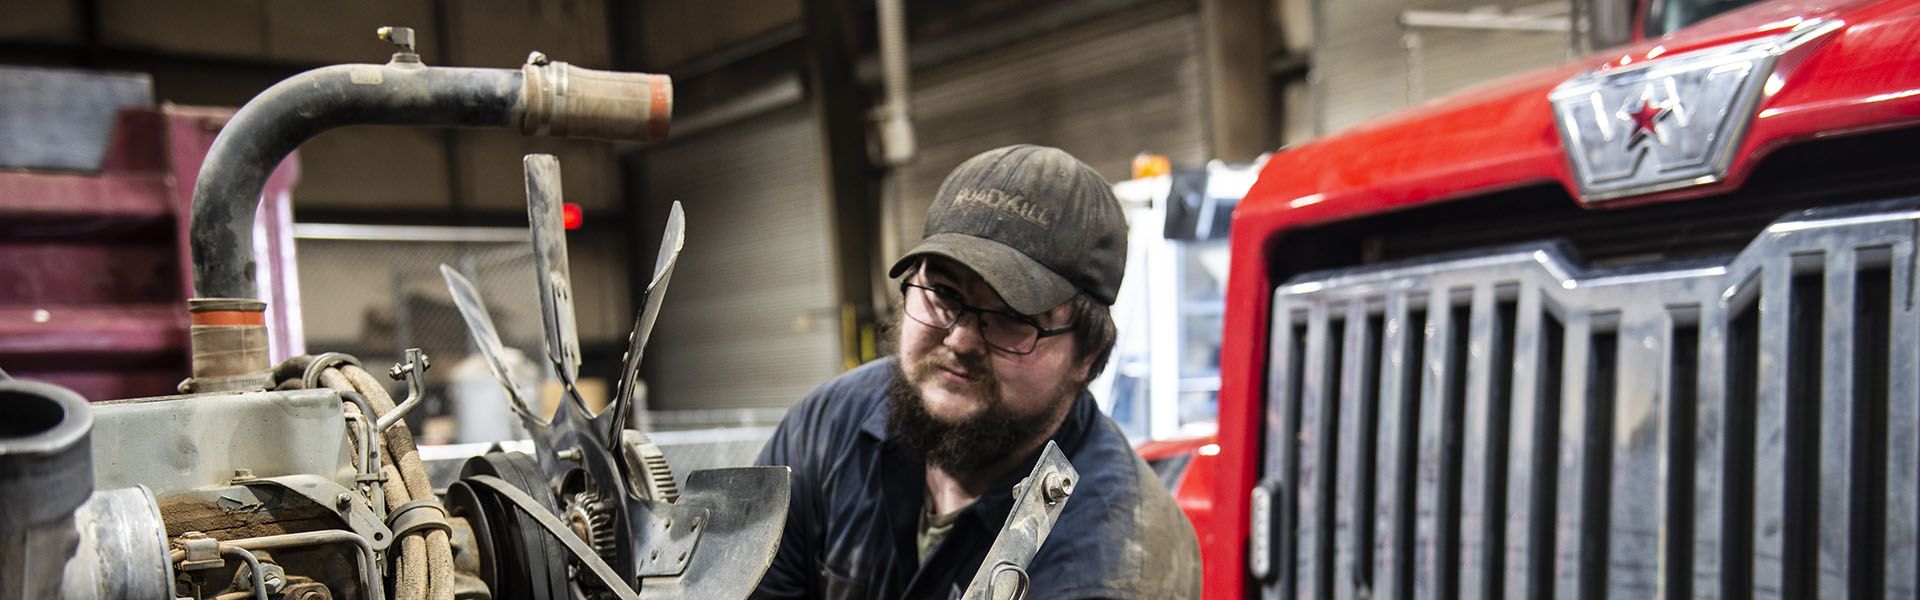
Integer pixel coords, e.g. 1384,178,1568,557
752,145,1201,599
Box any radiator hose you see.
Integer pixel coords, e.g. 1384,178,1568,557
186,28,671,391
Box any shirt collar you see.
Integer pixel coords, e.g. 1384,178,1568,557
857,366,1099,529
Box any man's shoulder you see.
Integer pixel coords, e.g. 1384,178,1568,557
766,357,895,454
1035,414,1201,598
792,357,893,426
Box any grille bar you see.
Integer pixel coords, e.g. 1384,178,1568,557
1258,200,1920,599
1333,302,1380,600
1887,236,1920,600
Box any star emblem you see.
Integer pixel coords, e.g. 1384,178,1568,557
1621,99,1672,148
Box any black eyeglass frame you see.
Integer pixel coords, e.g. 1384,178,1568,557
898,281,1074,355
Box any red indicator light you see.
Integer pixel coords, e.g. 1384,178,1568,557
563,202,584,230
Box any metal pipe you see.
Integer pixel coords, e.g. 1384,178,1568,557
218,546,270,600
872,0,915,167
189,33,672,303
224,531,380,600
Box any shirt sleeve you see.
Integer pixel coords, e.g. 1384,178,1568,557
747,385,834,600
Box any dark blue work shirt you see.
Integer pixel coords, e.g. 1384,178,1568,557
751,358,1200,599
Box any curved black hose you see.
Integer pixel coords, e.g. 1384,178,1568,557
190,63,524,299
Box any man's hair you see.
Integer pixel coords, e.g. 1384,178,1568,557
1065,293,1116,384
893,259,1117,385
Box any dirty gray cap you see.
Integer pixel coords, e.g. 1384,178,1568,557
889,145,1128,315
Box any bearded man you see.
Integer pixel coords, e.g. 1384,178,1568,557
751,145,1201,599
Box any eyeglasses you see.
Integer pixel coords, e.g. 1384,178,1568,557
900,282,1073,355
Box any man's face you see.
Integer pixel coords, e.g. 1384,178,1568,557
896,257,1087,430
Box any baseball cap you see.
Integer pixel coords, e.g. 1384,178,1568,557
888,145,1128,315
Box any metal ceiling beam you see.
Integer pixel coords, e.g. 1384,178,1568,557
804,0,883,369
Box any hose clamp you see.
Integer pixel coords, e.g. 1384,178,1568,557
522,56,571,137
386,499,452,538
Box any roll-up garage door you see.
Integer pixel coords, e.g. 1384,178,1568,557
896,2,1210,248
640,105,841,411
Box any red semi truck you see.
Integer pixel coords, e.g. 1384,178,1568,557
1206,0,1920,597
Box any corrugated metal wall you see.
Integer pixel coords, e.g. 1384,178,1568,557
894,2,1212,248
635,2,1213,413
1316,0,1570,134
639,105,841,411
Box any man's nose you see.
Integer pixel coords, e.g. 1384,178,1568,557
942,312,990,356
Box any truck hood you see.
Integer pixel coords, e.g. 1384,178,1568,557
1239,0,1920,224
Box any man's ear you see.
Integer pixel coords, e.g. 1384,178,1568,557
1072,348,1096,385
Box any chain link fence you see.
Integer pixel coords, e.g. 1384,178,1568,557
294,224,778,487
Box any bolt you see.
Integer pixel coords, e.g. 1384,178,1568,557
556,447,582,462
1041,473,1074,503
230,468,255,482
336,492,355,511
527,51,551,66
376,26,415,54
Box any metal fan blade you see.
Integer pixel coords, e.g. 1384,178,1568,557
632,467,791,600
439,264,540,425
608,201,686,437
526,153,582,388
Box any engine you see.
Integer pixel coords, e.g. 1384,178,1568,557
0,26,790,600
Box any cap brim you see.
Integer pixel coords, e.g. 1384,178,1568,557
888,232,1077,315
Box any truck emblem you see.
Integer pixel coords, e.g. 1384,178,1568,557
1622,98,1672,148
1549,19,1842,202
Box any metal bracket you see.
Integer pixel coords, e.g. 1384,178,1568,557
959,441,1077,600
244,474,394,552
633,503,709,577
174,532,225,571
377,348,431,432
387,498,452,539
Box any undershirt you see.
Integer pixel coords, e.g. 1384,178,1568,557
917,492,964,564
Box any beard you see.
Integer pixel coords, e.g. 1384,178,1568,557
886,351,1069,474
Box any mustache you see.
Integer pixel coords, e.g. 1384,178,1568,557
913,349,992,384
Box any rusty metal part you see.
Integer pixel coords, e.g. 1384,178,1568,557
445,517,491,600
564,490,618,559
222,530,380,600
960,441,1077,600
240,475,393,552
281,580,334,600
216,545,270,600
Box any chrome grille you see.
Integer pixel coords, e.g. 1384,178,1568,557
1255,199,1920,599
